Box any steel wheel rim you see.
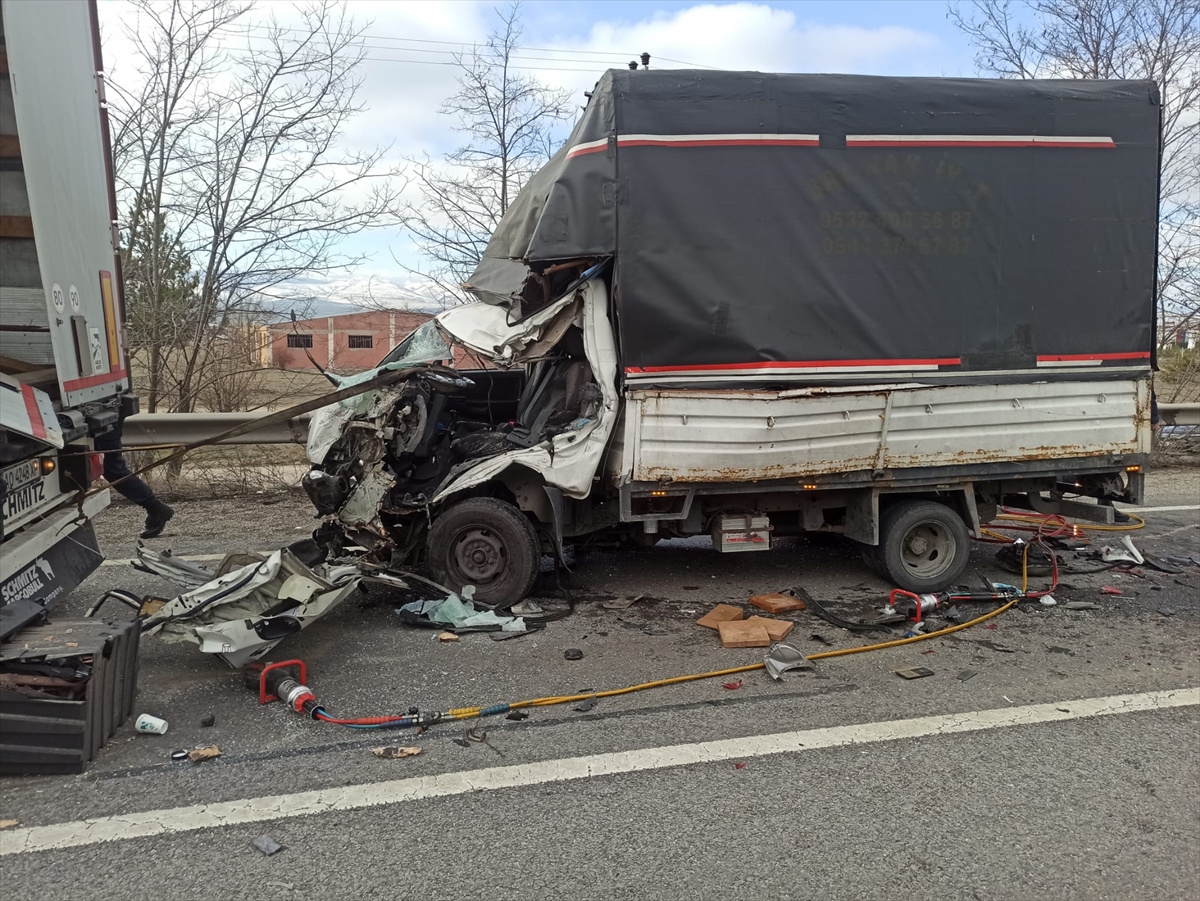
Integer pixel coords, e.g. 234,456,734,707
450,527,507,586
899,519,956,579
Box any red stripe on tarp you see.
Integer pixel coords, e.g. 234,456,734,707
1037,352,1150,362
566,144,607,158
626,358,961,374
62,368,128,392
847,139,1116,149
620,138,820,149
21,384,47,440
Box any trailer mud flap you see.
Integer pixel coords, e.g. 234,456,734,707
0,520,102,612
843,489,879,545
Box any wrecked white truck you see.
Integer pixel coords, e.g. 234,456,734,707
302,71,1159,605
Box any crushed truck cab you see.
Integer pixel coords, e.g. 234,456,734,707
301,70,1159,605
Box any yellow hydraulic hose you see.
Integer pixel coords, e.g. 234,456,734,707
437,596,1022,722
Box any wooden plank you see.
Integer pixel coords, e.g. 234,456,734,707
0,134,19,158
0,215,34,238
696,603,744,631
745,616,795,641
717,620,772,648
748,592,806,614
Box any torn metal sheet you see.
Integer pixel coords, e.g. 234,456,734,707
764,643,815,680
137,546,438,668
436,294,579,364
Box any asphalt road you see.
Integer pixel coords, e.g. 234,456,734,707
1,469,1197,900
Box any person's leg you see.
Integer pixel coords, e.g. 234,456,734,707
102,449,156,506
95,427,174,537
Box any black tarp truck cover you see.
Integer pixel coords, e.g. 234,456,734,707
467,71,1160,384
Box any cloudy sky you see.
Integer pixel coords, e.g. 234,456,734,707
99,0,986,309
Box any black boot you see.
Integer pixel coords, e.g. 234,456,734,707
140,499,175,539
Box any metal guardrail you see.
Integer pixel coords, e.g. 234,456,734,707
121,403,1200,448
122,412,311,447
1159,403,1200,427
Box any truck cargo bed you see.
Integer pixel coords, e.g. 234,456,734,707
624,379,1149,483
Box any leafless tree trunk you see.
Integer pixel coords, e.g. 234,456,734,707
399,2,573,302
948,0,1200,371
107,0,404,416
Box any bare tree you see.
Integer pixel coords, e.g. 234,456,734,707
400,2,574,301
948,0,1200,389
108,0,404,413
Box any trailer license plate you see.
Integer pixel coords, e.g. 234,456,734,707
2,460,46,524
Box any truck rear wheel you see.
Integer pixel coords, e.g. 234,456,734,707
427,498,541,605
873,500,971,593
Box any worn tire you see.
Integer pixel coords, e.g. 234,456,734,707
427,498,541,605
875,500,971,593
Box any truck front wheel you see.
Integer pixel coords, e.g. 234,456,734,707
872,500,971,593
427,498,541,606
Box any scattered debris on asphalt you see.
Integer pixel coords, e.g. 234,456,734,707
467,729,487,743
734,762,746,770
1064,601,1100,610
1101,586,1123,595
371,746,421,759
895,667,936,680
437,632,460,643
563,648,584,660
574,697,597,711
135,714,168,735
722,679,743,690
0,819,19,829
252,835,286,856
603,594,645,610
511,600,544,616
188,745,221,763
956,670,978,682
810,634,832,646
200,713,216,728
171,750,189,761
506,711,529,721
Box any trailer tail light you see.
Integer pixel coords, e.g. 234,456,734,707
39,457,56,475
89,453,104,485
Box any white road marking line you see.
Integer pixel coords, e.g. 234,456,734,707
1121,505,1200,514
2,687,1195,857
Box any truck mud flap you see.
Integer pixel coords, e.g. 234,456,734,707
0,521,102,636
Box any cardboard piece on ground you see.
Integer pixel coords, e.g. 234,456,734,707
188,745,221,762
717,619,772,648
745,615,794,641
749,592,806,614
696,604,745,630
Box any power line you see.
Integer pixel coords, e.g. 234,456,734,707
215,21,718,70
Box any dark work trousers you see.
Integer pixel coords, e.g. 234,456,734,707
93,423,156,507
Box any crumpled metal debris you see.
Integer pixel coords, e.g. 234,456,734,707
1101,535,1144,565
138,544,453,668
763,643,814,680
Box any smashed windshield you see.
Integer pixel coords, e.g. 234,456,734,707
378,319,452,367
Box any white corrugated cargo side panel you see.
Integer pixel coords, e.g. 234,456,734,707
624,379,1149,483
1,0,128,405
